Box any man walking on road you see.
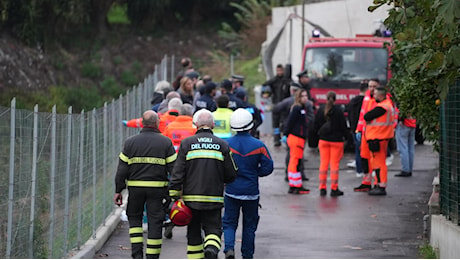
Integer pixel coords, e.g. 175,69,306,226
114,110,177,259
169,109,238,258
223,108,274,259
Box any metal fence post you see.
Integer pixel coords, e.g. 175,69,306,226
103,103,108,224
77,110,85,249
7,98,16,259
48,105,56,257
63,106,72,255
92,109,97,238
29,104,39,258
171,55,175,83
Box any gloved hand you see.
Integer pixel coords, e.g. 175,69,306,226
281,135,287,144
355,132,362,141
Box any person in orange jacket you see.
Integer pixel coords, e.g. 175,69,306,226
163,103,197,152
363,87,395,195
353,79,393,192
159,97,182,133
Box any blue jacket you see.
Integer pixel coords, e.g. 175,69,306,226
226,132,274,196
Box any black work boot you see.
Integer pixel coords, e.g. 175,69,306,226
368,186,387,196
274,134,281,147
331,188,344,197
204,245,218,259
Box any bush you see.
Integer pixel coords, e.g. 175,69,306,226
81,62,101,79
121,70,138,87
101,77,124,98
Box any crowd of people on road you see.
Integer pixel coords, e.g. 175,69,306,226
113,57,417,259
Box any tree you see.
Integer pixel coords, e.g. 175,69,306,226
369,0,460,150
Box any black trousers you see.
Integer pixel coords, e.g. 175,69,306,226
127,187,168,259
186,208,223,258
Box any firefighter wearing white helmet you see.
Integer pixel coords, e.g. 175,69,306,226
230,108,254,132
223,108,274,259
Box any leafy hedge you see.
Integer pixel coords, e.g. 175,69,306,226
370,0,460,150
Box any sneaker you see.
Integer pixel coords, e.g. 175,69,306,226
274,139,281,147
204,246,218,259
354,184,371,192
225,249,235,259
163,223,174,239
368,186,387,196
294,187,310,194
288,187,295,194
330,189,344,197
386,154,394,166
347,161,356,168
395,171,412,177
320,189,327,196
356,172,364,178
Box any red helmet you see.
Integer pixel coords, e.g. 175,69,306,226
170,200,193,226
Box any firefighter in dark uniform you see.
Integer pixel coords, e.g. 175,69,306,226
169,109,238,259
114,110,177,259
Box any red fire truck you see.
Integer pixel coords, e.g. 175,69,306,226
301,35,392,108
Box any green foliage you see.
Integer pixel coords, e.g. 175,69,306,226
369,0,460,150
101,76,123,98
113,55,123,65
120,70,138,87
219,0,271,57
419,243,438,259
107,3,130,24
81,62,101,79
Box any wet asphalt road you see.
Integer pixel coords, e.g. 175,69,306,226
94,136,438,259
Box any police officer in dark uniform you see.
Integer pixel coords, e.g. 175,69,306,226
195,81,217,112
114,110,177,259
220,79,244,111
297,69,314,103
231,74,247,99
169,109,238,259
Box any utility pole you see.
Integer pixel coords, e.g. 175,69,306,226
302,0,305,49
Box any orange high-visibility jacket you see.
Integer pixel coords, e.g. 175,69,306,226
365,98,395,140
159,109,179,133
163,116,196,152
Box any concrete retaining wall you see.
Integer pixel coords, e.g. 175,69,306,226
431,215,460,258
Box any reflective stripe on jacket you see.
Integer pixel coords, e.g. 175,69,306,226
212,108,234,139
365,98,395,140
169,128,238,210
114,128,177,193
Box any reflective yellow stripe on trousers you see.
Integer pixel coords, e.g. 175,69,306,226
127,180,169,187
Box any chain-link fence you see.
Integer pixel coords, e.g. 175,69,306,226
0,55,175,258
440,80,460,226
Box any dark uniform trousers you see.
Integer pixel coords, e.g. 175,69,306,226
186,208,223,259
127,187,168,259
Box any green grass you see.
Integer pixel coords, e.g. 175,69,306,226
419,243,438,259
233,56,266,104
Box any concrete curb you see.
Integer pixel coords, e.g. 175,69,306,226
69,192,128,259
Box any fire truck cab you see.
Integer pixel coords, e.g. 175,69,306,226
301,35,392,108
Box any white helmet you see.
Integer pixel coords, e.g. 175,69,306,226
230,108,254,132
